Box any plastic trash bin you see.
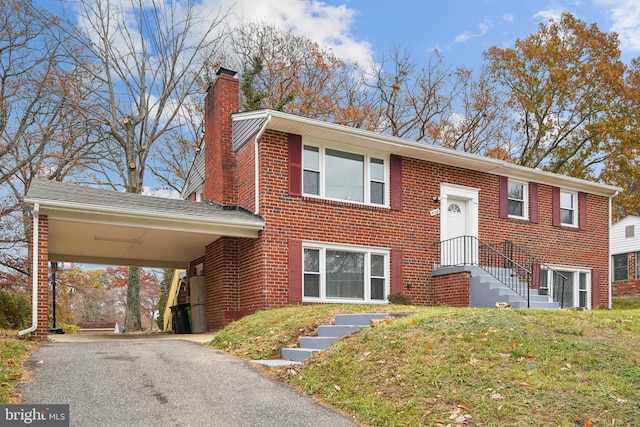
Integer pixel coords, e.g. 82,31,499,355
185,305,192,333
170,305,182,334
176,303,191,334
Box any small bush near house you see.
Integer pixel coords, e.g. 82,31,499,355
387,292,413,305
0,289,31,330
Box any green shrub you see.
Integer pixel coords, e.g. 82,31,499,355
0,289,31,330
388,292,413,305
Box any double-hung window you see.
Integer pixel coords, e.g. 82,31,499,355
560,191,577,226
613,254,628,281
303,243,389,303
302,144,387,206
508,181,527,218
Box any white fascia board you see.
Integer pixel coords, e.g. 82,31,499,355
28,200,264,236
241,109,620,198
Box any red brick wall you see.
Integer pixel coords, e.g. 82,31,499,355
203,75,239,205
193,73,612,325
203,237,240,330
251,130,610,307
237,135,256,212
30,214,49,341
430,272,470,307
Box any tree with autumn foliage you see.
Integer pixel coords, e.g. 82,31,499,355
231,21,380,129
106,266,160,330
51,267,113,326
484,12,625,178
601,57,640,220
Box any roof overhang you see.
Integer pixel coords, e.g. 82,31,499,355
235,110,621,198
25,180,265,269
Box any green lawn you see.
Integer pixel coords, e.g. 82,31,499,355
4,300,640,424
212,303,640,427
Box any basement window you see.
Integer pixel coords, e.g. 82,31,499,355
303,243,389,303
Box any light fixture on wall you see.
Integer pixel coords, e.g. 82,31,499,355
433,196,441,203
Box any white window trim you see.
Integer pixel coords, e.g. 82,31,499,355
508,180,528,220
560,190,578,227
302,241,390,304
541,264,591,309
302,138,390,207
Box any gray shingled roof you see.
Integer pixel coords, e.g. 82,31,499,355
25,179,264,226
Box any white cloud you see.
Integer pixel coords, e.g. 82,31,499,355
594,0,640,52
533,8,564,22
207,0,374,66
142,186,181,199
502,14,514,23
454,19,493,43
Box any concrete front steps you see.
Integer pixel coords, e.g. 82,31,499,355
253,313,391,367
434,265,561,310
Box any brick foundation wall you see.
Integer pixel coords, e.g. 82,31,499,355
430,272,470,307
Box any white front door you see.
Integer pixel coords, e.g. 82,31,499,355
445,198,467,240
439,184,480,266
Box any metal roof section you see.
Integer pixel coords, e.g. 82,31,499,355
180,144,206,199
232,116,269,151
25,179,264,269
233,109,621,198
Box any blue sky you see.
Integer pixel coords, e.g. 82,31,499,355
216,0,640,70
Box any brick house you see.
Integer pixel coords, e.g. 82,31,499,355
23,68,619,339
611,216,640,297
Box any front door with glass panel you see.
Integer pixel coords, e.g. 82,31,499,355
439,184,480,267
442,198,474,265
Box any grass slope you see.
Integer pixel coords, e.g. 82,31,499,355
0,330,36,403
212,306,640,427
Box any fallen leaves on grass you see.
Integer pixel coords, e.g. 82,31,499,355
449,406,472,425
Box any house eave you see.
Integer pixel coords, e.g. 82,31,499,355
235,109,621,198
24,197,265,236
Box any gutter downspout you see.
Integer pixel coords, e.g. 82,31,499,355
608,194,616,310
19,203,39,336
253,116,271,215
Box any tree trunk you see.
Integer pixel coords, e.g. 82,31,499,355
124,266,142,331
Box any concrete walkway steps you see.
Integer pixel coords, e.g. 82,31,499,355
254,313,391,367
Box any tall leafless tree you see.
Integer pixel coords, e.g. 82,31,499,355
0,0,101,290
62,0,228,330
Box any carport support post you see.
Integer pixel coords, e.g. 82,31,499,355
33,215,50,340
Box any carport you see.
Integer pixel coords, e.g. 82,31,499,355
22,179,264,340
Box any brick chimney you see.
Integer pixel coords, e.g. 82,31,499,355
202,67,239,205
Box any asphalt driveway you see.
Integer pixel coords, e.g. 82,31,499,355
18,335,358,427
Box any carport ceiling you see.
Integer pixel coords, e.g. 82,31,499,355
25,180,265,269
